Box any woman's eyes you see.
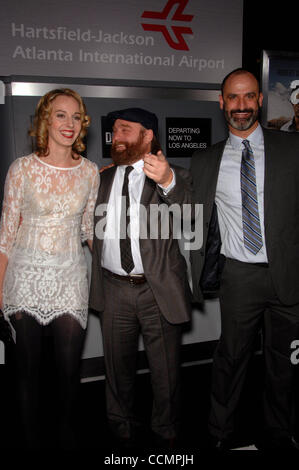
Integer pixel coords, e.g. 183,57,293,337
55,113,81,121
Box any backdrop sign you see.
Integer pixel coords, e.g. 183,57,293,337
0,0,243,83
102,116,113,159
166,117,211,157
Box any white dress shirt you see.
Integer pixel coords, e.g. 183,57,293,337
215,124,268,263
101,159,175,275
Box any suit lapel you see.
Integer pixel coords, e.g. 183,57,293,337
211,140,226,200
97,166,117,205
94,167,117,246
140,175,156,207
262,128,276,231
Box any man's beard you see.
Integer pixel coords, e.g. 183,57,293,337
111,132,147,165
224,105,260,131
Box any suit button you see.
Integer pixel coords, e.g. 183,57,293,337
200,251,204,256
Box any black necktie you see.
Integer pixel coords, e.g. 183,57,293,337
240,139,263,254
120,166,135,273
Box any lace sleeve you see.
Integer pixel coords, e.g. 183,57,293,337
0,159,24,258
81,163,100,243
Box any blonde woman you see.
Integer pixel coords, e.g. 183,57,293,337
0,88,100,449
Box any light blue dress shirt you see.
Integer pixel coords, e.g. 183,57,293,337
215,124,268,263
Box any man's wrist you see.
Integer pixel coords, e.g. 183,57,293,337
158,169,176,194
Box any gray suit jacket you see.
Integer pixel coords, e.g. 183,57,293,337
89,164,192,324
190,127,299,306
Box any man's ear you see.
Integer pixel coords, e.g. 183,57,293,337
219,94,224,110
258,92,263,108
143,128,153,144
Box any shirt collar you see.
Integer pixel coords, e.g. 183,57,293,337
229,123,264,150
132,158,144,173
118,158,144,175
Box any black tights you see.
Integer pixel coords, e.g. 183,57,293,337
11,312,85,450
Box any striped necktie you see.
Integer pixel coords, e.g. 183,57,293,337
120,166,135,273
240,139,263,255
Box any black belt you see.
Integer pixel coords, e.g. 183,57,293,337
103,268,147,285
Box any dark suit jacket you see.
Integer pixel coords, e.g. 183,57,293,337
190,127,299,306
89,164,192,324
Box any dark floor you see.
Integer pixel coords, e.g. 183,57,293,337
0,342,267,461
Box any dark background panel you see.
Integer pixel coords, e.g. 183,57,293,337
243,1,299,79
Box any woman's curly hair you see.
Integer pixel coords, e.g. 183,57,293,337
29,88,90,158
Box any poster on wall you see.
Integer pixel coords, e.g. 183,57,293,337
0,0,243,84
166,117,211,158
261,50,299,132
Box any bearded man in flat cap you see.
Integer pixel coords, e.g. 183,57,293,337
89,108,192,449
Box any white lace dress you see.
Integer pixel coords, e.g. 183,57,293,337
0,153,100,329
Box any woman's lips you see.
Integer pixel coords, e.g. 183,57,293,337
61,130,75,139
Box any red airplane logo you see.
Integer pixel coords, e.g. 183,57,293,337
141,0,194,51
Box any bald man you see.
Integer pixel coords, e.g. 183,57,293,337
191,69,299,451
